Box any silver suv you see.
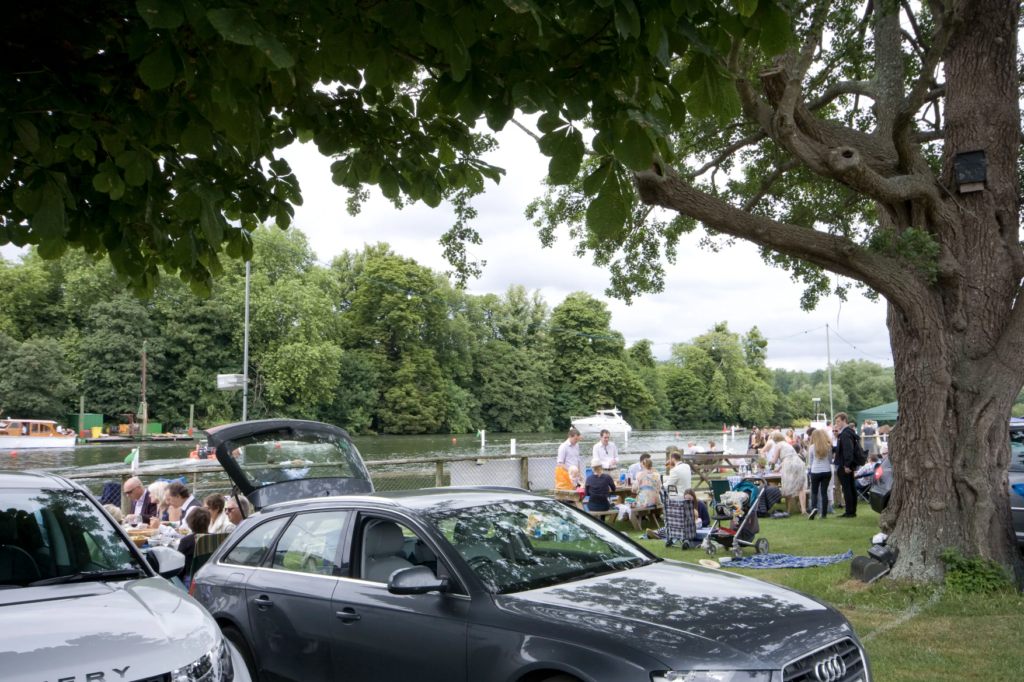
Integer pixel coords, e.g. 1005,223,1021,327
0,470,250,682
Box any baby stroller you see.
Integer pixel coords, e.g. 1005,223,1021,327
660,485,698,549
701,476,770,560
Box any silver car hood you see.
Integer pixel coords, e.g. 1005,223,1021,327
0,578,220,682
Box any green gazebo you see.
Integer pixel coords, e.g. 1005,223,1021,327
857,401,898,424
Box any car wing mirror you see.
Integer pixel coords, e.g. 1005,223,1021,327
387,566,451,595
147,546,186,579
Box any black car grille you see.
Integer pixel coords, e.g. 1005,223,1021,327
783,638,867,682
133,675,170,682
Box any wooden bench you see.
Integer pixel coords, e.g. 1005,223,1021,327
588,505,662,531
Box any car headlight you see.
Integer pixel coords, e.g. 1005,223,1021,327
172,638,234,682
652,673,773,682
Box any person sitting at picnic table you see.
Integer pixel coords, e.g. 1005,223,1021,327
164,481,202,528
630,457,661,507
627,453,651,481
177,507,211,591
103,504,124,523
768,431,808,516
224,493,252,530
664,451,692,494
706,440,717,453
685,441,701,454
123,476,159,524
204,493,235,533
556,465,582,490
591,429,619,471
584,462,616,511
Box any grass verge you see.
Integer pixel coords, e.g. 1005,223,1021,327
604,506,1024,681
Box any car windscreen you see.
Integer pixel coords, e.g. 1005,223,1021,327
0,489,142,588
220,430,370,490
1010,428,1024,472
427,500,651,594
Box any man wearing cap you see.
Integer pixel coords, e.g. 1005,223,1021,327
557,428,583,475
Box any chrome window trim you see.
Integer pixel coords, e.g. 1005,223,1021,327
780,637,869,682
332,573,473,601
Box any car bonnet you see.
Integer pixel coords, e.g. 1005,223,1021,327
0,578,220,682
494,560,855,670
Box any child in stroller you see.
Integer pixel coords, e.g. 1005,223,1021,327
701,477,771,560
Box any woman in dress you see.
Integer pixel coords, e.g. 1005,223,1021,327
768,431,807,516
630,457,662,507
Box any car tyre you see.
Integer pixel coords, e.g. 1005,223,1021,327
755,538,770,554
221,625,257,681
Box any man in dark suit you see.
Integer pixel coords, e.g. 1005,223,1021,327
123,477,158,523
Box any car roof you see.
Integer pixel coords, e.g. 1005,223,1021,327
0,470,75,490
259,486,544,515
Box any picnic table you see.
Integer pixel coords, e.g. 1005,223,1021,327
552,488,662,531
681,452,760,490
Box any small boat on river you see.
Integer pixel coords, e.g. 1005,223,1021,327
571,408,633,436
0,419,77,449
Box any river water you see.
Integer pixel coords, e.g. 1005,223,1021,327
0,428,747,476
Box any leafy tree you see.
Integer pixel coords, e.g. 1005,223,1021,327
320,350,380,435
663,366,707,428
0,336,76,420
376,347,447,435
78,295,157,419
473,340,551,433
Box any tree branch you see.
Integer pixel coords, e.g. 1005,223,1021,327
807,80,875,111
775,0,831,126
687,131,766,180
743,159,800,212
632,166,930,315
510,117,541,144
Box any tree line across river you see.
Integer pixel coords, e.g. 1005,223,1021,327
0,226,914,434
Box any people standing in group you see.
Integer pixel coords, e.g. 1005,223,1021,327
592,430,619,471
664,451,692,493
785,428,796,445
631,457,662,508
807,428,833,520
768,431,807,516
557,428,583,475
584,463,616,511
833,413,859,517
747,427,762,454
861,420,878,456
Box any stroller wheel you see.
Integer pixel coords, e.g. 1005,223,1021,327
732,548,744,560
755,538,770,554
679,540,692,550
705,544,717,556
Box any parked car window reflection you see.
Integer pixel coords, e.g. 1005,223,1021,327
224,432,369,487
0,489,141,587
1010,428,1024,472
223,517,288,567
271,511,349,576
428,501,651,594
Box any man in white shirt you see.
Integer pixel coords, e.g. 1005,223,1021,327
685,442,701,454
664,451,692,493
556,428,583,474
591,429,619,471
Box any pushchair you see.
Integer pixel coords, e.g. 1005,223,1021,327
701,476,770,560
659,485,698,549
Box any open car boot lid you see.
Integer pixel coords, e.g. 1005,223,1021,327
205,419,373,510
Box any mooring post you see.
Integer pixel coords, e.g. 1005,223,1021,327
435,460,444,487
189,404,194,435
78,395,85,437
520,456,529,491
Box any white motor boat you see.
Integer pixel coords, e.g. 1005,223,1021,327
571,408,633,435
809,413,829,431
0,419,77,449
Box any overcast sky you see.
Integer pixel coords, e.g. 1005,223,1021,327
275,119,893,371
1,119,893,371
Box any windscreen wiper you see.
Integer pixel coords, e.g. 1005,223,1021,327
28,568,145,587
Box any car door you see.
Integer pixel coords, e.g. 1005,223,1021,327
331,512,469,682
1009,428,1024,546
209,419,373,510
245,510,351,682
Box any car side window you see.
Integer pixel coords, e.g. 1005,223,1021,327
271,511,350,576
223,517,288,567
357,517,443,584
1010,429,1024,472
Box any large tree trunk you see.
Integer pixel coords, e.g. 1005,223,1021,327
879,0,1024,580
633,0,1024,580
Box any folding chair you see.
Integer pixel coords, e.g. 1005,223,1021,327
854,464,879,504
190,532,232,576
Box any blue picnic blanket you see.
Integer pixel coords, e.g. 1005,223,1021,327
723,550,854,569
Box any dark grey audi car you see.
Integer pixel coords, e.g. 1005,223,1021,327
192,420,871,682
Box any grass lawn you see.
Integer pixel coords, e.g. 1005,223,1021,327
603,506,1024,681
